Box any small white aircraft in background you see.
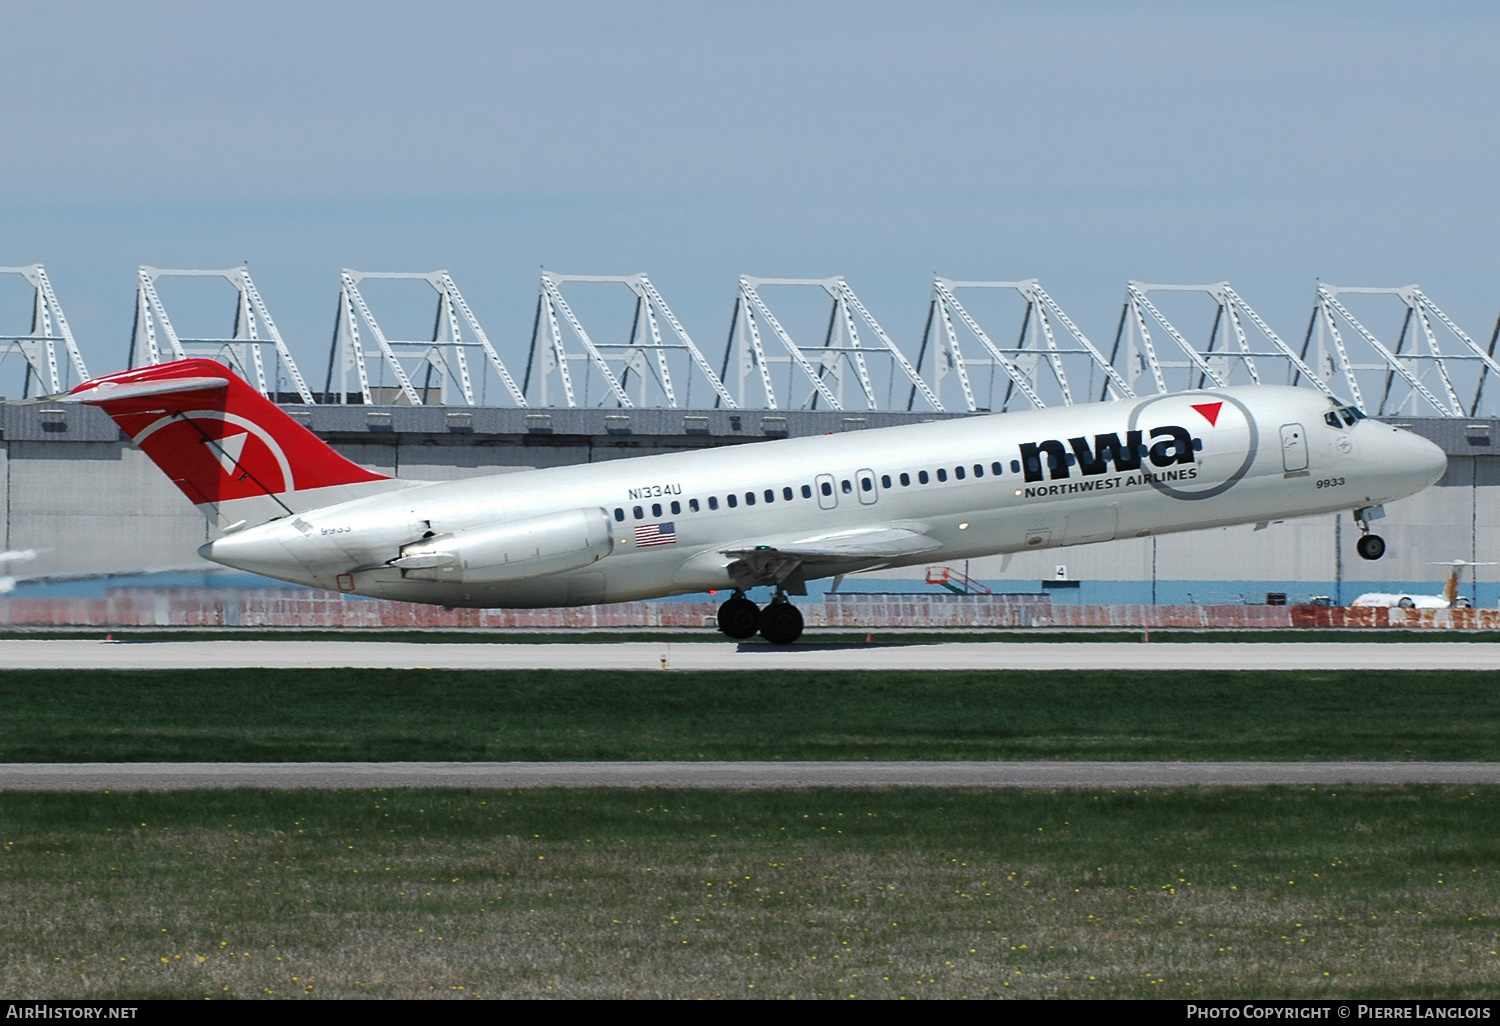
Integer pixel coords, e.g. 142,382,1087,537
0,548,43,594
1351,560,1498,610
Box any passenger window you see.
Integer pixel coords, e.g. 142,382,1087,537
744,492,755,506
820,481,833,497
918,470,929,484
860,477,873,492
783,487,794,501
881,474,892,488
652,503,662,517
633,506,644,520
1011,460,1020,474
954,466,965,480
992,462,1003,476
764,489,774,503
900,472,910,486
801,484,812,499
708,496,719,510
670,500,681,515
614,508,625,522
727,494,738,508
973,464,983,478
937,468,948,482
841,479,852,494
689,498,700,512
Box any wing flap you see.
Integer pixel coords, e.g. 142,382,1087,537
722,526,941,563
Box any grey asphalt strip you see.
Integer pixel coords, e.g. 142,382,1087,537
3,639,1500,670
3,761,1499,790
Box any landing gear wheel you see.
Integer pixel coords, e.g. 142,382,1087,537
717,595,761,639
1356,534,1386,561
758,600,804,646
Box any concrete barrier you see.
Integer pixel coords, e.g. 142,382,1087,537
2,588,1500,630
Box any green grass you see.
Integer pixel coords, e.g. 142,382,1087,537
3,669,1500,763
2,786,1497,998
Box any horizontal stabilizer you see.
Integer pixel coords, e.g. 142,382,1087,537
60,376,229,404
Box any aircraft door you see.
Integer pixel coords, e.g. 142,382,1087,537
1280,423,1308,473
815,473,838,510
856,468,878,505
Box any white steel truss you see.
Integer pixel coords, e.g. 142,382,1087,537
1308,285,1500,418
129,267,314,404
524,272,735,409
0,265,89,397
723,276,941,411
922,279,1132,412
1117,283,1333,400
328,270,525,407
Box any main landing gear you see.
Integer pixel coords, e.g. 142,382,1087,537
716,591,805,645
716,593,760,639
1354,506,1386,561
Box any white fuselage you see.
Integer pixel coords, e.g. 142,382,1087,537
202,386,1448,607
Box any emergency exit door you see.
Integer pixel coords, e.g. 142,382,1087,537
815,473,838,510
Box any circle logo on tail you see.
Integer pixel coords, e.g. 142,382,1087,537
134,410,296,500
1127,393,1259,501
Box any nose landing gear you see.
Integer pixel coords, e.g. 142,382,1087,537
1354,506,1386,561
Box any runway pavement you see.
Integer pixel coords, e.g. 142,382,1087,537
1,638,1500,670
2,761,1498,790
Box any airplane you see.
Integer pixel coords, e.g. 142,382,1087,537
1351,560,1496,610
59,358,1448,644
0,548,41,594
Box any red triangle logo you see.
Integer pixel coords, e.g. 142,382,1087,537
1191,401,1223,426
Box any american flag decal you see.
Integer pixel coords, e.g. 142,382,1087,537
634,521,677,548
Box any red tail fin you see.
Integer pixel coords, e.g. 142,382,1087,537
66,359,388,508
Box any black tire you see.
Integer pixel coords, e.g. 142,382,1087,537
1454,597,1472,609
1397,596,1415,609
717,597,761,639
758,601,805,646
1356,534,1386,561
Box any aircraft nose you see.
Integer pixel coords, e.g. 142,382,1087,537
1390,427,1447,488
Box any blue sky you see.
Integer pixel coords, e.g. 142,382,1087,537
2,1,1497,391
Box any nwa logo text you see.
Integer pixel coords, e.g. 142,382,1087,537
1019,426,1199,485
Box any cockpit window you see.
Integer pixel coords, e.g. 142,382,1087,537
1326,404,1366,428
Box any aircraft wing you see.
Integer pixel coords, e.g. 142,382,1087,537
719,526,941,591
724,527,942,561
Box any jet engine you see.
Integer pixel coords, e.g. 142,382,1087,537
390,507,613,584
